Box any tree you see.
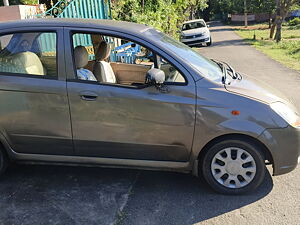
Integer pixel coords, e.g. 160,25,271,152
21,0,38,4
111,0,208,36
186,0,208,20
210,0,275,21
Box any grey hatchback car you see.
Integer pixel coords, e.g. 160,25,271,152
0,19,299,194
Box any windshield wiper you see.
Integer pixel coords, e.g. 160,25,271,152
211,59,229,84
235,71,243,80
211,59,242,83
221,61,242,80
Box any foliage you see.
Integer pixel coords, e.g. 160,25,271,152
210,0,276,16
0,0,39,6
288,17,300,26
111,0,208,37
20,0,38,4
0,0,20,6
290,1,300,10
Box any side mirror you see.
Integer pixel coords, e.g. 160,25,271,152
146,68,169,93
146,68,165,84
207,25,210,28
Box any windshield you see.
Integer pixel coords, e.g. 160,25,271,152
182,21,206,31
143,29,223,83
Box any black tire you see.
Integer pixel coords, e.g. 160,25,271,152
207,37,212,46
200,138,266,195
0,148,8,176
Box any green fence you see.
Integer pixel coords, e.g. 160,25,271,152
37,0,111,55
38,0,111,19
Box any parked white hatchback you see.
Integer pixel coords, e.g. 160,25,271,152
180,19,212,47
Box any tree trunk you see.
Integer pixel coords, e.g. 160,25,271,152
275,19,282,42
269,20,276,39
274,0,281,42
244,0,248,27
141,0,145,13
190,6,195,20
3,0,9,6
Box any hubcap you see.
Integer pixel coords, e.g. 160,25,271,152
211,147,256,189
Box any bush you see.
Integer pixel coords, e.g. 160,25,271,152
111,0,208,38
288,18,300,26
271,40,300,59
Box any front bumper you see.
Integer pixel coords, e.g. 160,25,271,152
258,125,300,175
180,36,210,46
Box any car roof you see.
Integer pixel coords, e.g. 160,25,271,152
183,19,205,24
0,18,203,82
0,18,151,35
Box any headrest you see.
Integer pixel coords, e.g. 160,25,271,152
74,46,88,69
11,51,45,75
95,41,111,61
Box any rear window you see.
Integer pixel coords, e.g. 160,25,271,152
0,32,57,77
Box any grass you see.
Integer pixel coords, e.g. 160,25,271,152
234,23,300,72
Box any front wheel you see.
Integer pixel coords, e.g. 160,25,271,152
207,37,212,46
200,138,266,194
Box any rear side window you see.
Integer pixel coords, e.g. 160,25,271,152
0,32,57,78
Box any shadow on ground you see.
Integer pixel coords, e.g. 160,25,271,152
0,165,138,225
195,39,250,48
201,21,251,47
209,28,234,33
0,164,273,225
122,169,273,225
211,39,251,47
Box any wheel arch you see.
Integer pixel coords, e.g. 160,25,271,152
196,133,273,173
0,132,14,160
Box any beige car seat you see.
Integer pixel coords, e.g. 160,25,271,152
93,41,116,83
74,46,97,81
74,46,89,69
2,52,46,75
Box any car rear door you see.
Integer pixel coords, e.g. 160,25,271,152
0,27,73,155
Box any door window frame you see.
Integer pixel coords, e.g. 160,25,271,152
63,27,194,88
0,27,65,81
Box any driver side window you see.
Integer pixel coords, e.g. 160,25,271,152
71,32,185,87
158,57,186,83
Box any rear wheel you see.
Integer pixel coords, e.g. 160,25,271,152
0,148,8,176
200,138,266,194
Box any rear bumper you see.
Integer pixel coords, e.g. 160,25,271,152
258,126,300,175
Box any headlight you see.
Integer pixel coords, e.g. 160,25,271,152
270,102,300,128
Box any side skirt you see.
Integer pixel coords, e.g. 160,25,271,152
10,150,192,173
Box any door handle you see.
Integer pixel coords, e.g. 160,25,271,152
79,91,98,101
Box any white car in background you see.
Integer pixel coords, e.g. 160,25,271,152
180,19,212,47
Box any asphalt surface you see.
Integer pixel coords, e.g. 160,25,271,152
1,22,300,225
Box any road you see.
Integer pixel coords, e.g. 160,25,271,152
0,22,300,225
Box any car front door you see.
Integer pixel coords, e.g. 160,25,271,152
0,27,73,155
65,28,196,162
